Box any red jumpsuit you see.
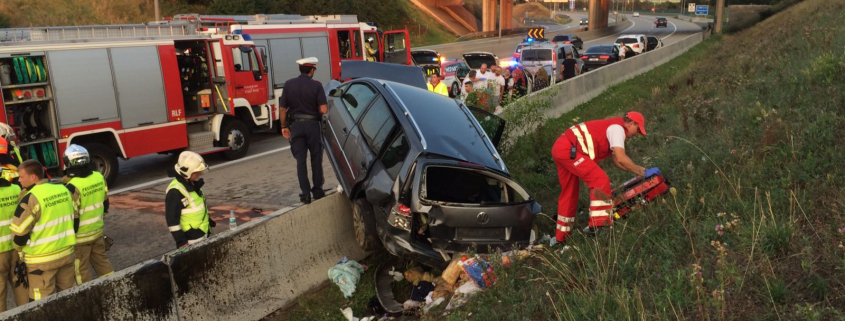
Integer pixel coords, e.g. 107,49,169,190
551,117,625,242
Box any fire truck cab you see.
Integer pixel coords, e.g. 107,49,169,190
0,23,271,184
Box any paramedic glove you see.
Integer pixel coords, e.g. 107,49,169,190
644,167,661,178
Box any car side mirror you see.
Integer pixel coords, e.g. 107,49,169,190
329,88,343,97
213,76,226,84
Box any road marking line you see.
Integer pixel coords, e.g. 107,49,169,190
661,21,678,40
111,146,292,195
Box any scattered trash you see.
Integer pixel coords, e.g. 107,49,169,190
402,300,421,310
422,291,446,313
328,259,366,298
403,267,433,286
367,296,385,315
445,280,481,311
387,267,404,282
441,258,462,285
340,307,376,321
458,255,497,288
410,281,435,302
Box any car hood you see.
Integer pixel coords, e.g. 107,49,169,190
341,60,427,90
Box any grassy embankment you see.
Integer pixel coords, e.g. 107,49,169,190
424,0,845,319
0,0,454,46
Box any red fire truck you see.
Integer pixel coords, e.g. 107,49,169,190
168,14,412,101
0,23,272,184
0,15,412,185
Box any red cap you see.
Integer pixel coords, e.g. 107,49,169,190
626,111,646,135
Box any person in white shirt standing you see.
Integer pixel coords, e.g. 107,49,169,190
494,66,506,106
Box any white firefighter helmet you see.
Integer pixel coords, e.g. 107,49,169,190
0,123,15,141
63,144,90,168
175,151,208,178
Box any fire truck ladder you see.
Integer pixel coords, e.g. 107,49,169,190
0,23,200,42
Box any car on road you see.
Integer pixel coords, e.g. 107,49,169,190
551,34,584,50
439,60,471,97
646,36,664,51
633,12,640,17
580,45,620,72
615,34,648,54
654,17,668,27
323,61,540,268
580,17,588,25
462,52,500,71
411,49,442,78
520,43,583,84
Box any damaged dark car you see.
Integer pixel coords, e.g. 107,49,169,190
322,61,540,267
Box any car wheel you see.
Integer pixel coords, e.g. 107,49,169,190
221,118,250,160
82,143,119,186
450,82,460,98
352,198,380,251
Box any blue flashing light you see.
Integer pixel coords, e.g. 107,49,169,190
233,30,243,34
241,34,252,40
527,38,534,43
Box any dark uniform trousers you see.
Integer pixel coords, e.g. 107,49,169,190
290,120,325,198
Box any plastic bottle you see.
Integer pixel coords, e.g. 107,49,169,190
229,210,237,230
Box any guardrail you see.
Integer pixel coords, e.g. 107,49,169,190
0,192,363,321
502,30,710,141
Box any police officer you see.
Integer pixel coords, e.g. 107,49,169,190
279,57,328,204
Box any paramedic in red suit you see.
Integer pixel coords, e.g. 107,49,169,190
551,112,661,242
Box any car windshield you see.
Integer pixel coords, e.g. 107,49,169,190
412,52,439,64
464,54,497,69
552,35,570,41
617,38,638,44
657,18,666,21
521,49,553,61
585,46,613,54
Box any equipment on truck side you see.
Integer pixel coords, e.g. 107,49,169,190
612,174,671,220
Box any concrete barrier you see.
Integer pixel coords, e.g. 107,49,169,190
504,32,706,140
0,260,177,321
167,192,363,320
0,192,363,320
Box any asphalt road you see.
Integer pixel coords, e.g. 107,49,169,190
419,13,701,64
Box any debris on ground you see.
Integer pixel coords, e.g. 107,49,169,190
329,257,367,298
458,255,496,288
340,307,376,321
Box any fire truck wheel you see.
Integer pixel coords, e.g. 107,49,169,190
352,198,379,251
83,143,119,186
222,119,250,160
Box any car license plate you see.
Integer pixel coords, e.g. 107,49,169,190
456,227,506,240
590,58,599,61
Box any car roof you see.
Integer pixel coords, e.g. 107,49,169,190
412,49,438,54
617,34,645,39
380,81,504,171
341,61,427,90
656,17,667,19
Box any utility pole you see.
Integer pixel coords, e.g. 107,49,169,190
498,0,503,40
154,0,161,21
714,0,725,33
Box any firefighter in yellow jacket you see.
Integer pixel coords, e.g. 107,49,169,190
62,145,113,283
166,151,215,248
0,166,29,311
10,160,80,301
